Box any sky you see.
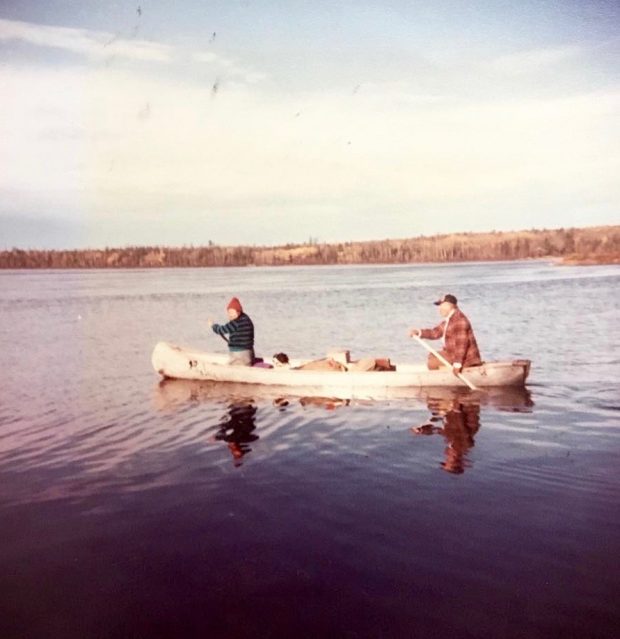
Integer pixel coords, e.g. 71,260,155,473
0,0,619,249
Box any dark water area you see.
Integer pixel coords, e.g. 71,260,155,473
0,261,618,638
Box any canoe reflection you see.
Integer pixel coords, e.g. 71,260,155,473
213,401,258,466
153,378,359,411
154,380,533,472
154,377,533,407
411,389,534,474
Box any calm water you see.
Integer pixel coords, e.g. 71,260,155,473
0,261,618,639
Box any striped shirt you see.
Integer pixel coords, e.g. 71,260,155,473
212,313,255,352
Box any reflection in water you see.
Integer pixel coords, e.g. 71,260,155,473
413,400,481,474
298,396,350,410
154,378,361,411
154,377,535,409
212,401,258,466
211,395,351,464
412,390,534,474
154,379,534,473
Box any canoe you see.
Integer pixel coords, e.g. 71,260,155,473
151,341,531,392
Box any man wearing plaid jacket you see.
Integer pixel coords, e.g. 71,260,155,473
409,294,482,375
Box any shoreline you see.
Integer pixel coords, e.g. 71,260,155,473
1,256,619,270
1,225,618,269
553,255,620,266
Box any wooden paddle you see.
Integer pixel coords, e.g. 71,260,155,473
412,335,479,390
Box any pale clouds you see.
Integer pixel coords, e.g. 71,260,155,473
486,45,584,75
2,61,618,226
0,17,172,62
193,51,267,84
1,15,619,245
0,17,263,81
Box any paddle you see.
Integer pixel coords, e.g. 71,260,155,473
412,335,479,390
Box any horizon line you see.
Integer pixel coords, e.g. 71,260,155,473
2,222,617,253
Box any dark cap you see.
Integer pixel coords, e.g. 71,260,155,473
434,293,457,306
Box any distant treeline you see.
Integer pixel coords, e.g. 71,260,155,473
1,225,619,268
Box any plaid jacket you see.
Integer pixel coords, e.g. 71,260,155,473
420,308,482,368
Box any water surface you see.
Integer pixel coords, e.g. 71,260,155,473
0,261,618,638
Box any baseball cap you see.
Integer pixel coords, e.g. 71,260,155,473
434,293,457,305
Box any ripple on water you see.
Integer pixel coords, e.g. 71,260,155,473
0,264,618,639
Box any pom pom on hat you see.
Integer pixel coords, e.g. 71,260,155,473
227,297,243,314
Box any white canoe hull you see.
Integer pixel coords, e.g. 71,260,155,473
151,342,531,390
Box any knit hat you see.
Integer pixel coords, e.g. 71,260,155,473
227,297,243,314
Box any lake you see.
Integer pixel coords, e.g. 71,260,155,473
0,261,618,638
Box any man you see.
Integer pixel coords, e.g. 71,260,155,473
209,297,255,366
409,293,482,375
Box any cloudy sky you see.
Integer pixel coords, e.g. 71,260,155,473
1,0,619,248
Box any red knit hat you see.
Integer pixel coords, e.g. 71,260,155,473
227,297,242,314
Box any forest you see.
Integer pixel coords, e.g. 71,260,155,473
1,225,618,268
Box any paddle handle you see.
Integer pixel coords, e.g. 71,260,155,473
209,320,229,344
412,335,478,390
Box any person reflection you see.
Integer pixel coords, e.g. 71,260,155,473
213,400,258,466
412,397,481,474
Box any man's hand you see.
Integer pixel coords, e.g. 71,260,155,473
208,319,214,328
409,328,421,337
452,363,462,377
